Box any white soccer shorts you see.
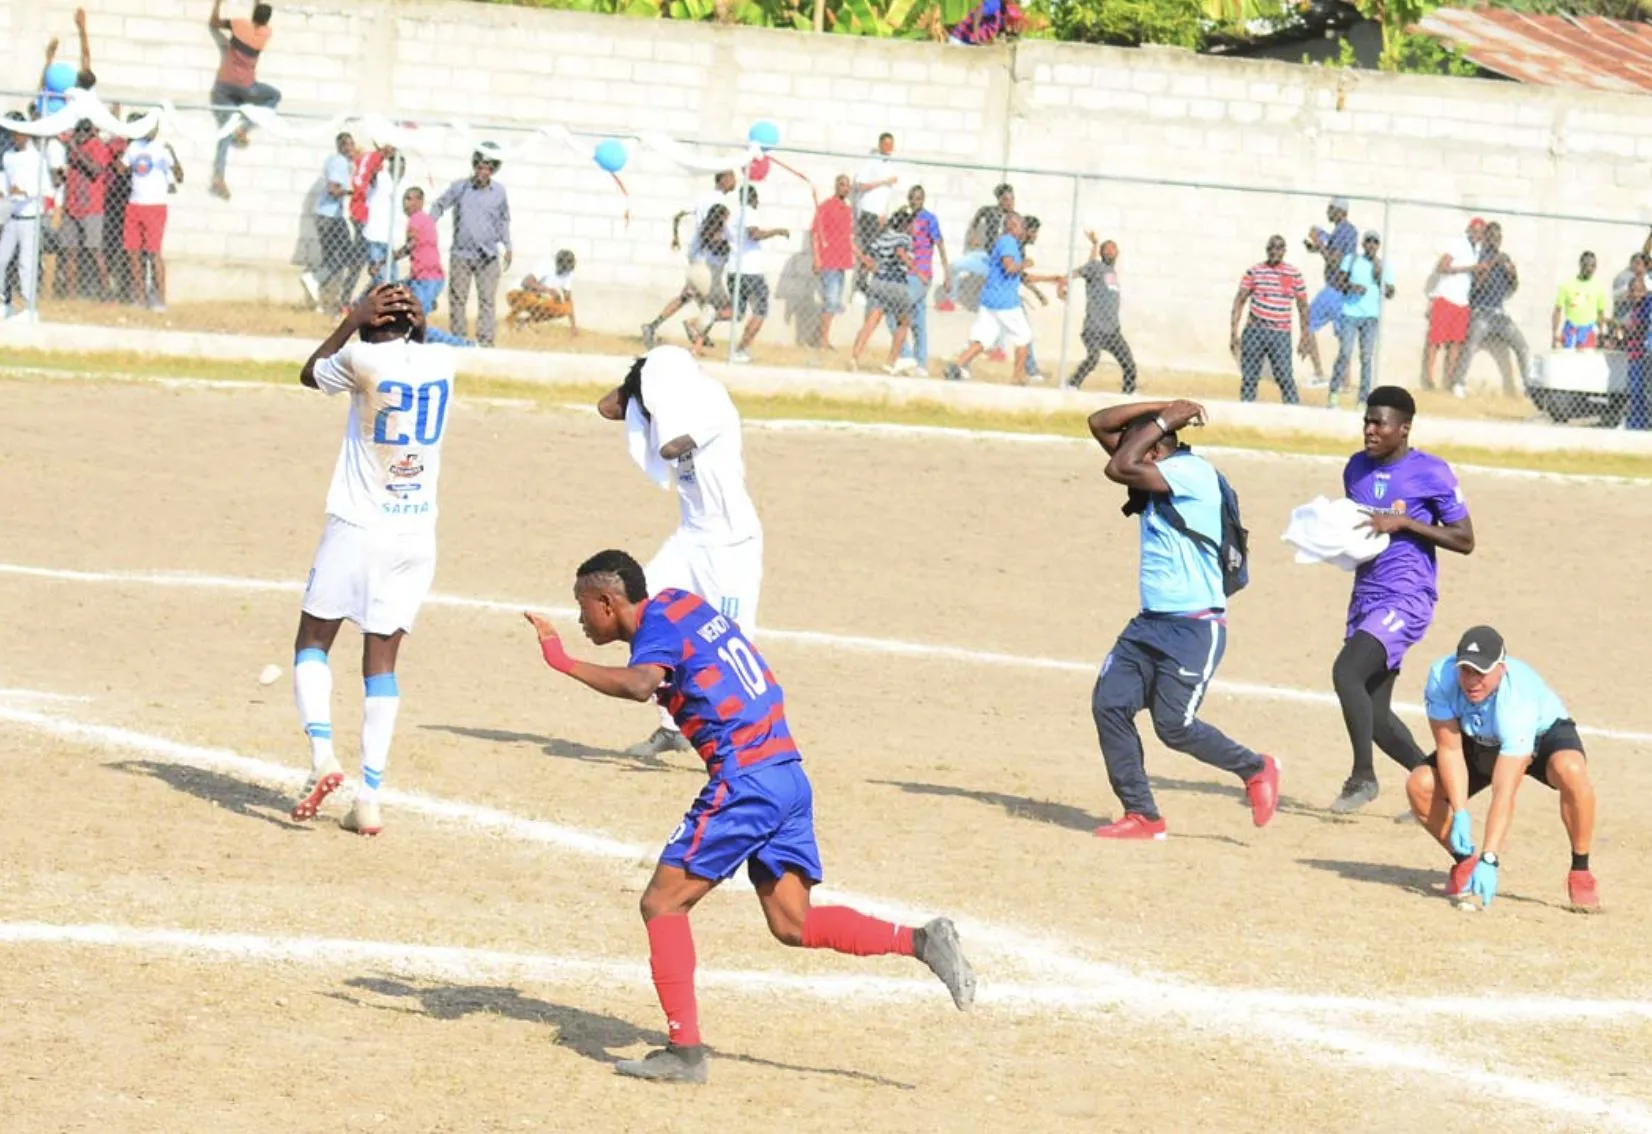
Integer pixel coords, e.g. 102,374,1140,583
969,305,1033,349
645,529,764,634
302,516,438,636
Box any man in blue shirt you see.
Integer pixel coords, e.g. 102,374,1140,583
1083,399,1281,839
1404,626,1600,912
1329,230,1395,408
943,213,1058,386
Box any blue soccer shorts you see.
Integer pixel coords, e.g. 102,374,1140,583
660,759,824,886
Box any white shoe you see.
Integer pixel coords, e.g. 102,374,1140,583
291,757,345,821
149,302,167,314
1452,384,1468,399
340,796,383,837
889,357,918,375
731,350,752,364
299,270,321,306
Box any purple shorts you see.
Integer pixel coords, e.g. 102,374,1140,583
660,760,823,886
1345,592,1435,671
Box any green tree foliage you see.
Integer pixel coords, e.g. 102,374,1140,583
484,0,975,36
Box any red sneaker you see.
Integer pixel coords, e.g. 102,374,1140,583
1094,813,1167,840
987,348,1007,362
1245,755,1281,828
1445,854,1479,898
1567,870,1602,913
935,298,958,313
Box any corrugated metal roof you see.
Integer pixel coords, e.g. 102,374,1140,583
1417,8,1652,93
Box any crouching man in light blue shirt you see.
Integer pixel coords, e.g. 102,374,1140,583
1405,624,1600,912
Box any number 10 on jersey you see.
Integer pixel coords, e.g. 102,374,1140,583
374,379,450,446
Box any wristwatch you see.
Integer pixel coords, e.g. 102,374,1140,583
1480,851,1499,868
1154,415,1170,435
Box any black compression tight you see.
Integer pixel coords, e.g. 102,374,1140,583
1332,631,1426,780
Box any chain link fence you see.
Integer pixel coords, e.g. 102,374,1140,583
3,90,1648,429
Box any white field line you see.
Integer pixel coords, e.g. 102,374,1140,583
4,560,1649,747
3,704,1650,1131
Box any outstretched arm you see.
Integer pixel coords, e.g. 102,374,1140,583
1480,752,1531,857
209,0,231,30
525,614,665,702
40,36,59,95
75,9,92,77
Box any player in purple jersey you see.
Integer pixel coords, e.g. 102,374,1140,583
1330,387,1475,813
523,549,975,1084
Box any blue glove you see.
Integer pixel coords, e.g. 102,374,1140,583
1469,859,1499,906
1449,809,1475,857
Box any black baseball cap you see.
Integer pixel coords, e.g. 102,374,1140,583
1455,625,1506,673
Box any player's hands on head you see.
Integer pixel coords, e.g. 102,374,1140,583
353,284,418,329
1162,399,1206,431
1448,809,1475,857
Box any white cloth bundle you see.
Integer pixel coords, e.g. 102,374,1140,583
1282,496,1389,572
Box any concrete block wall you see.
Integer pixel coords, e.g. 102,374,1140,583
5,0,1648,389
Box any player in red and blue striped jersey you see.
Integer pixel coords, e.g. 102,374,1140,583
524,549,975,1084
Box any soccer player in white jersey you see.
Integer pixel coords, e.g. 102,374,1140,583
596,346,764,757
288,284,457,835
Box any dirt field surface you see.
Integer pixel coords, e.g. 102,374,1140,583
2,373,1650,1133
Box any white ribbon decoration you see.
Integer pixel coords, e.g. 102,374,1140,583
5,89,770,181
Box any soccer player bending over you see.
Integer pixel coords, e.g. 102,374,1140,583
288,284,457,836
525,550,974,1083
1330,386,1474,814
1406,626,1600,912
1086,399,1280,839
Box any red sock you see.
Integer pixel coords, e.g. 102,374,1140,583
646,914,701,1047
801,906,915,957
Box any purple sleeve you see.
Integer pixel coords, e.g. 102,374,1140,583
1341,455,1358,497
628,607,684,676
1427,460,1469,524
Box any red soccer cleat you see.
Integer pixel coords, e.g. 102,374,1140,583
1567,870,1602,913
1445,854,1479,898
987,348,1007,362
1245,754,1281,828
935,298,958,313
1094,813,1167,840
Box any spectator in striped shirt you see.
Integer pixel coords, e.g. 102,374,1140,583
1230,235,1310,404
850,208,917,373
884,185,949,375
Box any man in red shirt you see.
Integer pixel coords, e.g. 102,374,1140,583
208,0,279,199
1230,234,1312,404
61,118,112,299
811,174,856,350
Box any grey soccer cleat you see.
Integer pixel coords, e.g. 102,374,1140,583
915,917,976,1010
1330,775,1380,814
625,727,694,758
615,1044,708,1084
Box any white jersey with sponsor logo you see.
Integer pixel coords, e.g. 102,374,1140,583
310,337,456,531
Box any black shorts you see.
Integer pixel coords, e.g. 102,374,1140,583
1425,719,1585,796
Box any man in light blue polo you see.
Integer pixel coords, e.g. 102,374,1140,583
1330,230,1395,408
1405,625,1600,912
1083,398,1281,840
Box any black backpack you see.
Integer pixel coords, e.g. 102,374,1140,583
1124,467,1251,597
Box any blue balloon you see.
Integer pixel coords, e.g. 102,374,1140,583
594,139,627,174
43,61,77,93
747,120,780,150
